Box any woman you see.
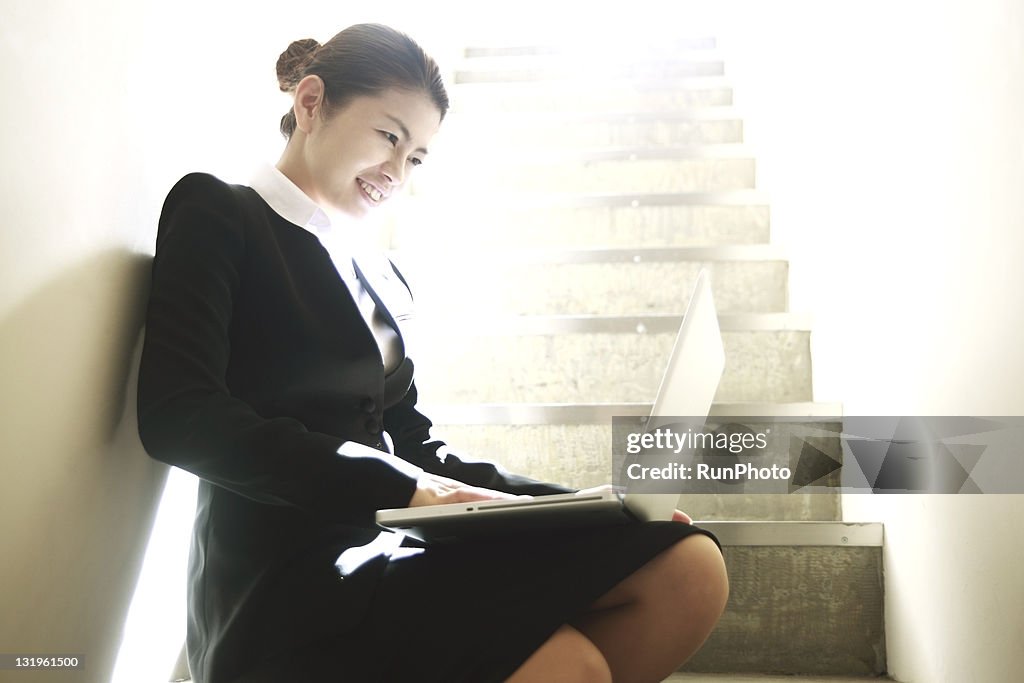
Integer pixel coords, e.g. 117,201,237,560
138,23,728,683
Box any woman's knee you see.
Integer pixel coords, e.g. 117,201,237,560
659,534,730,617
505,624,611,683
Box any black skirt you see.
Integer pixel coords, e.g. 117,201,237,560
244,521,719,683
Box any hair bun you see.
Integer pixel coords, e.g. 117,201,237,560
276,38,321,92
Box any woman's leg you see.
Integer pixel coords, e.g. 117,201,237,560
508,533,727,683
504,624,612,683
570,533,729,683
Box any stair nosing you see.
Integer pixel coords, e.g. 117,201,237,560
448,107,747,124
423,402,844,424
390,244,786,264
451,75,736,91
413,314,812,335
433,144,758,166
454,143,753,164
405,191,770,209
457,47,723,63
455,54,728,69
462,39,718,58
453,63,726,84
695,521,883,547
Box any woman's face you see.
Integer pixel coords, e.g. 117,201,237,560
298,87,442,219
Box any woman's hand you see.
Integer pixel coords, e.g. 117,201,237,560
408,472,528,507
575,485,693,524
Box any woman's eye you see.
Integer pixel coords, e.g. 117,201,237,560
381,131,399,146
408,157,423,167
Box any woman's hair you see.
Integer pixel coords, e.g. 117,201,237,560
276,23,449,139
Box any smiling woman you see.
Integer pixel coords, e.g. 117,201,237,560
136,22,725,683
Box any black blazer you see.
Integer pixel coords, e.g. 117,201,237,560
137,173,571,683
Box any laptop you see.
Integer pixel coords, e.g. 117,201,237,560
376,270,726,543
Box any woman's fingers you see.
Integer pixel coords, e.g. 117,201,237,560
573,484,622,496
574,486,693,524
445,485,521,504
408,472,524,507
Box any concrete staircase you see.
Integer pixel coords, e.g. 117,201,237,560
389,37,887,679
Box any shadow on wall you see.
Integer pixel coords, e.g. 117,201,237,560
0,249,169,683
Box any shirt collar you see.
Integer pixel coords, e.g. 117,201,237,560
249,164,360,282
249,164,333,234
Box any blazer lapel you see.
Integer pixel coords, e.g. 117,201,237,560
351,258,407,362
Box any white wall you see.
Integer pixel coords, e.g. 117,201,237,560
2,3,165,681
3,1,1021,682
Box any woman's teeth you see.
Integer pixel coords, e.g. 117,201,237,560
358,179,382,202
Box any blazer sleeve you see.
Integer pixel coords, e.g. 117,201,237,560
137,174,421,522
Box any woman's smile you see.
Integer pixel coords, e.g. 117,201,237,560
357,177,386,203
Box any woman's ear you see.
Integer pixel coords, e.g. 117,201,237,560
292,74,326,135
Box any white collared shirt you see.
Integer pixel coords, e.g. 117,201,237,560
249,164,401,373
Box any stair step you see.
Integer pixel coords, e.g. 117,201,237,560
434,143,755,164
454,51,726,71
418,313,811,335
462,38,718,58
666,676,888,682
700,522,881,546
451,80,734,112
422,402,844,424
398,245,785,265
450,108,746,124
392,248,789,315
404,189,770,211
425,400,844,522
438,109,743,147
430,415,842,521
412,328,813,404
416,156,756,195
682,522,886,676
390,199,769,250
453,57,725,84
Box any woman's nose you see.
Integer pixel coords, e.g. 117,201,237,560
381,154,406,187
